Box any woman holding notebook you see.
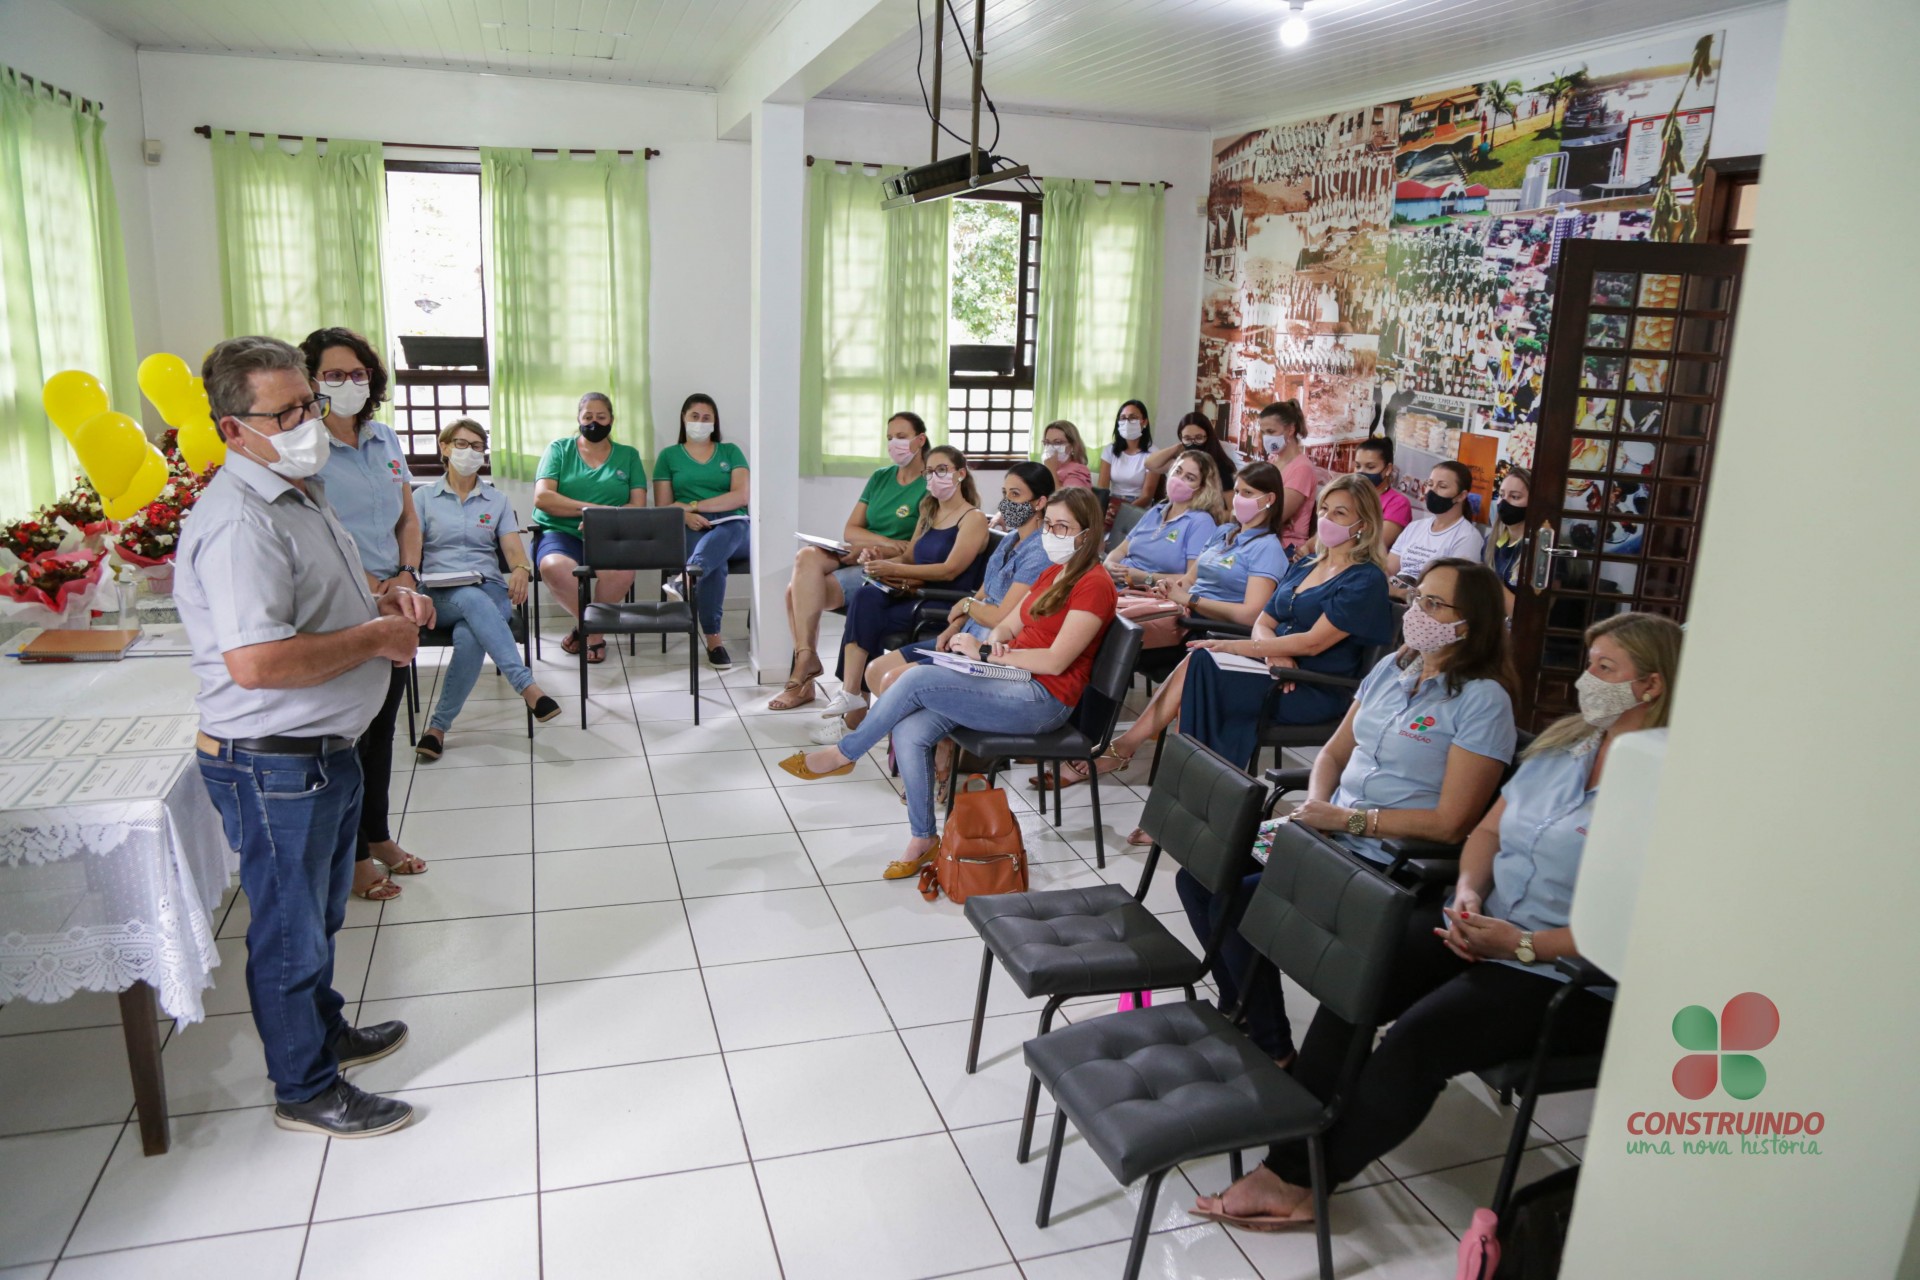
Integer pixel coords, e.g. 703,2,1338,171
654,393,751,671
779,487,1118,882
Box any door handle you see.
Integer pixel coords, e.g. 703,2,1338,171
1530,524,1577,593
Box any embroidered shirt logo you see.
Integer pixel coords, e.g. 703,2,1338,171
387,460,403,479
1399,714,1438,744
895,504,912,519
1407,715,1436,732
478,513,493,526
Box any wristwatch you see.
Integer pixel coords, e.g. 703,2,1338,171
1515,932,1537,965
1145,573,1158,589
960,598,974,616
1345,809,1369,836
395,564,419,580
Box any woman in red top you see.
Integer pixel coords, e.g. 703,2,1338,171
782,488,1118,880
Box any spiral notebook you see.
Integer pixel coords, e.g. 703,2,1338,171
929,651,1031,682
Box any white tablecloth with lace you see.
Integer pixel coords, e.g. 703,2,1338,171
0,660,235,1024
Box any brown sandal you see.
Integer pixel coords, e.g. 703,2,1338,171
353,874,401,902
559,628,583,655
767,648,824,711
586,639,608,664
1030,749,1130,791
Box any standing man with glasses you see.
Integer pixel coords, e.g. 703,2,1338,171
176,336,435,1137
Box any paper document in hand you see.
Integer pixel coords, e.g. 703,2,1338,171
929,651,1032,682
795,533,851,556
1204,650,1273,676
420,572,484,589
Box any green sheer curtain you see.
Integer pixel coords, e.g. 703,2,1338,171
0,66,137,516
800,165,949,476
482,148,649,481
210,132,387,354
1032,177,1165,443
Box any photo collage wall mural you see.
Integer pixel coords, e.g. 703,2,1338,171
1195,31,1724,515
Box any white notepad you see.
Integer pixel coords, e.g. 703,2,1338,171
930,651,1032,682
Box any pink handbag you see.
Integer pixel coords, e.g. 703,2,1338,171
1456,1207,1501,1279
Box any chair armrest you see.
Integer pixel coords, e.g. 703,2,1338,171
1178,617,1253,639
1268,668,1363,692
683,563,703,578
571,566,596,580
1263,767,1312,793
1382,837,1464,879
916,587,971,604
1555,955,1616,989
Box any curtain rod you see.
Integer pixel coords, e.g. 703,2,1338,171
805,154,1168,189
10,71,99,115
193,125,658,159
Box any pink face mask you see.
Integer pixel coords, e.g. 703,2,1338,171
887,437,919,466
1317,515,1355,547
1166,474,1197,504
927,471,958,500
1401,597,1465,653
1232,492,1269,525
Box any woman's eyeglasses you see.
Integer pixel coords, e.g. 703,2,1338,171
446,440,486,452
1409,593,1457,615
1042,521,1080,538
318,370,370,386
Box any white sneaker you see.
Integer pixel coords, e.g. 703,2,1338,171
818,691,866,718
808,717,850,745
661,575,684,603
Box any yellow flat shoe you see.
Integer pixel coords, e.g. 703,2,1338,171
882,842,940,881
778,750,854,781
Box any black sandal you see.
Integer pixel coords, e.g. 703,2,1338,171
414,730,445,762
586,640,608,664
559,628,583,656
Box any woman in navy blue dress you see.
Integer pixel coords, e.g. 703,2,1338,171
823,445,991,725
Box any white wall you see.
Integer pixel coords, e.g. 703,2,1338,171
0,0,164,427
1561,0,1920,1273
133,51,750,460
798,98,1212,532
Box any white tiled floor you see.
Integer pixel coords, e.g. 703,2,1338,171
0,600,1590,1278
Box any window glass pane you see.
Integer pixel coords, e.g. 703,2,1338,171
384,168,485,369
948,197,1020,346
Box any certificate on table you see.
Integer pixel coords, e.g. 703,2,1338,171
114,715,198,754
0,761,46,809
27,718,97,759
62,754,188,805
76,718,136,755
17,759,93,809
0,719,52,758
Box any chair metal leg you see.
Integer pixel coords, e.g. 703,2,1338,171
1120,1171,1167,1280
1308,1135,1334,1280
531,588,542,660
577,622,590,729
1051,759,1062,826
1229,1149,1244,1182
1035,1109,1069,1228
965,946,993,1074
1087,763,1105,869
1017,996,1064,1163
1146,723,1168,787
1491,1079,1544,1220
405,662,418,746
688,626,701,725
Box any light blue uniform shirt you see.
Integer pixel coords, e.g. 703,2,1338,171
964,527,1051,641
174,452,388,740
1120,503,1219,576
1331,653,1518,864
318,420,410,579
419,478,521,586
1479,737,1613,994
1190,525,1287,603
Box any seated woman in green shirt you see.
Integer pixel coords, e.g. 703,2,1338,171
769,411,930,710
654,393,751,670
530,392,649,664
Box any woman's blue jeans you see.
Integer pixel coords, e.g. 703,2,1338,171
835,663,1070,838
426,581,535,732
686,519,750,636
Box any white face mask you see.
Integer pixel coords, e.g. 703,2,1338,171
1042,530,1080,565
685,420,715,441
1262,434,1287,456
323,380,370,417
1575,669,1644,729
1117,420,1143,441
446,447,485,476
240,416,328,480
1041,442,1067,460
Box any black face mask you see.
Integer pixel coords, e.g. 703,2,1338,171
1181,438,1207,451
1425,489,1457,516
1360,469,1388,487
579,420,612,443
1496,499,1528,526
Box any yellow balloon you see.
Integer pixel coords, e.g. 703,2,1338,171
41,370,111,439
138,353,194,422
73,412,149,498
177,419,227,474
102,448,169,520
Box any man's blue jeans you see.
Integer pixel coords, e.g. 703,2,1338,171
685,519,750,636
196,743,362,1104
426,581,535,733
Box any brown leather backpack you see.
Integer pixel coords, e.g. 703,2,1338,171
919,774,1027,904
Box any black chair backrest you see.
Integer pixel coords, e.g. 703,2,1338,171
1137,734,1266,897
953,527,1002,595
1238,820,1416,1028
581,507,688,573
1068,615,1143,749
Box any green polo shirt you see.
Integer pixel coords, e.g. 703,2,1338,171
655,442,748,516
858,464,928,541
531,437,646,535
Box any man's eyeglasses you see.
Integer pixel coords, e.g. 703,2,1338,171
236,396,330,431
318,370,370,386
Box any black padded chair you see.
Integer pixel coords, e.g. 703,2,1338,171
573,508,704,724
961,733,1266,1164
944,615,1144,868
658,550,752,654
1024,821,1417,1280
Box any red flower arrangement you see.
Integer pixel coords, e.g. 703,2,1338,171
43,476,111,538
1,518,64,560
0,547,106,614
112,471,210,568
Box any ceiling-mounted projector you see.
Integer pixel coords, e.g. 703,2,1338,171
885,0,1031,210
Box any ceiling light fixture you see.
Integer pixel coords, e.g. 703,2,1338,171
1278,1,1310,48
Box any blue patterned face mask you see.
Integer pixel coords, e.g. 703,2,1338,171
998,499,1034,529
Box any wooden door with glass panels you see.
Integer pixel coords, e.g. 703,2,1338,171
1511,238,1747,727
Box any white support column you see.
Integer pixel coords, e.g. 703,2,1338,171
746,101,806,683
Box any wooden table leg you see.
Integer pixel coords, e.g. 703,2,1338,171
118,981,170,1156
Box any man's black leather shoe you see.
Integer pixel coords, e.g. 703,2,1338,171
273,1078,413,1138
329,1020,408,1070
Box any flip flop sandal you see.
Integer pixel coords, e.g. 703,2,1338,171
353,875,402,902
586,641,608,664
1187,1202,1316,1233
559,628,583,655
1126,827,1155,847
1032,752,1128,791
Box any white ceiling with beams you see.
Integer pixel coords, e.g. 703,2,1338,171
55,0,810,90
821,0,1773,131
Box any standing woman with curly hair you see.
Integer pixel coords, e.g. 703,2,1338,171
302,326,424,902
